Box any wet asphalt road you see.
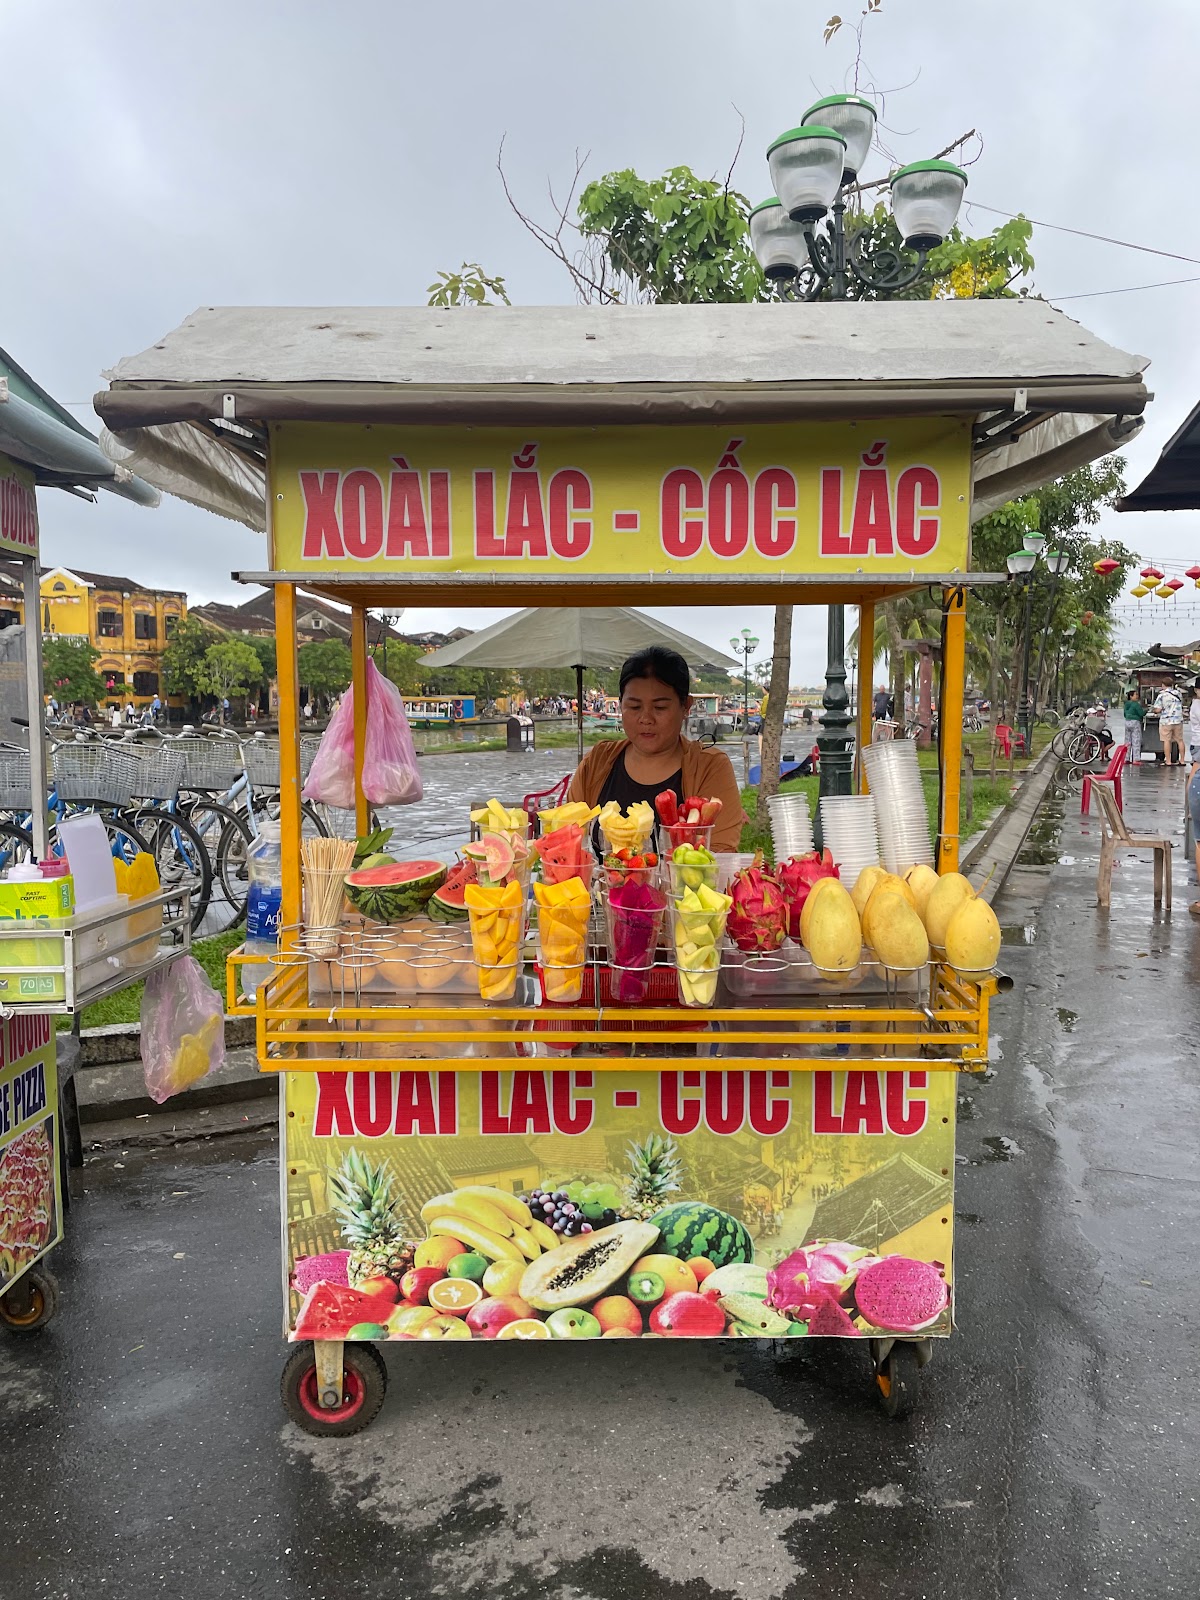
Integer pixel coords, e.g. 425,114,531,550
2,765,1198,1600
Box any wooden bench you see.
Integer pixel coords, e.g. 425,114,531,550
1094,782,1172,908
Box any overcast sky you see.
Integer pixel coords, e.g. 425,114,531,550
3,0,1198,681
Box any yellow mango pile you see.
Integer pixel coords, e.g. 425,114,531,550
597,800,655,854
464,879,524,1000
802,863,1000,977
533,877,592,1002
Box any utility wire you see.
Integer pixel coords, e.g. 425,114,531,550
969,202,1200,266
1048,274,1200,301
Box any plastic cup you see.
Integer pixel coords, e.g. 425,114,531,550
603,892,666,1003
666,821,714,853
601,860,659,894
669,897,726,1009
467,903,524,998
536,902,590,1003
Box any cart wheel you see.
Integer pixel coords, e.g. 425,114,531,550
281,1342,387,1437
0,1266,59,1335
875,1342,920,1419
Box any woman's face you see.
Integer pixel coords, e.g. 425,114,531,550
620,675,690,756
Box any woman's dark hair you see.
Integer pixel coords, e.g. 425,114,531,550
619,647,690,702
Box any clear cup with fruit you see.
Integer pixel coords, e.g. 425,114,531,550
534,876,593,1003
603,880,667,1003
665,838,718,897
670,882,733,1007
601,846,660,894
464,879,526,1002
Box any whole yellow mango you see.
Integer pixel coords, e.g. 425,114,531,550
804,882,862,973
850,864,887,918
924,872,976,948
945,897,1001,972
799,874,844,946
903,863,940,919
864,890,930,969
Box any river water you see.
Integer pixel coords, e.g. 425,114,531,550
378,746,580,859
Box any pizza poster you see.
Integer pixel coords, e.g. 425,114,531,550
281,1068,955,1345
0,1013,60,1292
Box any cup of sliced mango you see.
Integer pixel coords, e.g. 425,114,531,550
464,879,525,1001
534,876,593,1003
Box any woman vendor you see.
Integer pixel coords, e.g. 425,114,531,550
566,647,746,851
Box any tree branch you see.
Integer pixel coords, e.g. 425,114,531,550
496,135,621,304
849,128,978,195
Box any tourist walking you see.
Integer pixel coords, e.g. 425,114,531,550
1187,684,1200,763
1123,687,1145,764
1152,684,1185,766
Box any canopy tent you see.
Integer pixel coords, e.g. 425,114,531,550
419,606,742,760
1118,399,1200,512
95,301,1149,535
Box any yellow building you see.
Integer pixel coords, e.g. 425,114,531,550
40,566,186,706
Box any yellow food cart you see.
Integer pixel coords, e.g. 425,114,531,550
96,300,1148,1431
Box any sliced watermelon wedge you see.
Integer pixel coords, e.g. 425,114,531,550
293,1280,396,1339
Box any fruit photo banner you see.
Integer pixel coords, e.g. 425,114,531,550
270,418,971,579
282,1067,955,1344
0,455,39,561
0,1014,60,1292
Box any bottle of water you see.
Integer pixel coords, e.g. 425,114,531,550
241,820,283,1000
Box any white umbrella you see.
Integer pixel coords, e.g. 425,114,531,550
419,607,741,760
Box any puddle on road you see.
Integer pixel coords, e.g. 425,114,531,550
1018,798,1065,867
1055,1008,1078,1032
981,1134,1025,1161
957,1093,979,1121
1001,921,1039,945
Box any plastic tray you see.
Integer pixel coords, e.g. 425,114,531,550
719,941,925,998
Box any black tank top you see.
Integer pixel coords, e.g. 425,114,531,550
592,751,684,858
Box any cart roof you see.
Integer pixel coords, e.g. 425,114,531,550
1118,397,1200,512
94,302,1149,534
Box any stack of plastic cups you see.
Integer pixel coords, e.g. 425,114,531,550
860,742,934,873
817,795,882,890
767,793,815,862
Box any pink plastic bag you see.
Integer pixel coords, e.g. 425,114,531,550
302,687,357,809
140,956,226,1104
362,659,423,805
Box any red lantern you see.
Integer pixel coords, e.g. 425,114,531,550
1141,565,1164,581
1187,565,1200,581
1093,557,1120,576
1167,577,1185,592
1081,610,1095,625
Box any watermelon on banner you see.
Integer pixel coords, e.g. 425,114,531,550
648,1202,754,1268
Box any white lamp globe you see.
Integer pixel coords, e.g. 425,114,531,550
1007,551,1037,576
767,126,847,223
801,94,877,183
889,160,967,250
749,199,810,280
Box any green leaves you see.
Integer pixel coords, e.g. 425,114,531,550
297,638,353,700
426,263,511,309
196,638,265,701
42,637,105,708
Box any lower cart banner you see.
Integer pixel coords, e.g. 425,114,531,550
0,1014,60,1292
283,1067,954,1343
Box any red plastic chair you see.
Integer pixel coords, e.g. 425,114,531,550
523,774,570,828
995,723,1025,758
1081,743,1127,817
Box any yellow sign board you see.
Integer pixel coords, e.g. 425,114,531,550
270,419,971,578
0,455,38,562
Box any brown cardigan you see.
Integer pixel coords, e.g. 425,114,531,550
566,736,746,851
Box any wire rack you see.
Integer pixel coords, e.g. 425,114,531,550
52,745,141,806
130,750,186,802
0,754,33,812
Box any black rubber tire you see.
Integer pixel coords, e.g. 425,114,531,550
0,1265,60,1335
0,820,34,868
127,806,214,933
182,800,253,932
876,1342,920,1419
280,1342,388,1437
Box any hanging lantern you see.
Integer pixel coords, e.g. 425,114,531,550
1167,577,1185,592
1141,565,1164,581
1155,584,1174,598
1187,565,1200,581
1131,583,1151,598
1093,557,1120,576
1081,611,1095,625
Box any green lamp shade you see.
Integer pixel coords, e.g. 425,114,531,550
767,125,847,223
749,199,809,279
801,94,877,183
890,159,967,250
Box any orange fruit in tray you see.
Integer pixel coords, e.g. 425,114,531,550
428,1277,484,1316
415,1237,467,1271
629,1255,699,1298
591,1295,643,1336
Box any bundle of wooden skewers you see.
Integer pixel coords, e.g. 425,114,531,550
302,835,357,957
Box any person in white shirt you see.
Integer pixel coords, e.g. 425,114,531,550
1152,686,1185,766
1187,685,1200,764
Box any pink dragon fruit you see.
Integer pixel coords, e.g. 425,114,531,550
806,1297,861,1337
726,855,788,952
292,1250,351,1295
852,1255,949,1334
766,1240,873,1321
775,850,840,938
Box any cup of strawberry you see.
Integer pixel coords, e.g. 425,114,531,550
602,846,660,891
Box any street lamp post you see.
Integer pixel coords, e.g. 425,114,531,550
750,96,967,803
730,627,760,730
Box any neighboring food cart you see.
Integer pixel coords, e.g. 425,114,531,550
96,300,1149,1429
0,347,164,1334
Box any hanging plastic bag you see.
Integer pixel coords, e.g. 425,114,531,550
302,686,357,809
362,659,424,806
140,956,226,1104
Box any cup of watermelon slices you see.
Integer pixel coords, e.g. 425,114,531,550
534,822,592,887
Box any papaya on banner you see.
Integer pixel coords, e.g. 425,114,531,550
269,419,971,578
282,1069,955,1345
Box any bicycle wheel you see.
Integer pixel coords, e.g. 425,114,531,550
128,807,213,933
0,820,33,869
1066,731,1102,767
179,798,252,933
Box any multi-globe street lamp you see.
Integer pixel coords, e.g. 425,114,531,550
730,627,760,731
749,94,968,803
